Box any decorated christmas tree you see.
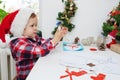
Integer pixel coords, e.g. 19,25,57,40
102,2,120,41
52,0,78,35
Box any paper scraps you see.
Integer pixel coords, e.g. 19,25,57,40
60,68,106,80
60,68,87,80
91,73,106,80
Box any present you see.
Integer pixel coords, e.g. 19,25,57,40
110,44,120,54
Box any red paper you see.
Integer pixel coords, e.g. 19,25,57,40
90,73,106,80
60,69,87,80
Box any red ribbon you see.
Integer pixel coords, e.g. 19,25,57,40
60,69,87,80
110,10,120,16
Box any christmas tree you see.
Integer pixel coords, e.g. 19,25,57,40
102,2,120,41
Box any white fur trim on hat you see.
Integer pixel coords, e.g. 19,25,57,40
10,8,34,37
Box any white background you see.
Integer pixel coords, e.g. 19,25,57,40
39,0,120,41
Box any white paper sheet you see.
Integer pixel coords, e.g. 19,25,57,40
59,53,120,75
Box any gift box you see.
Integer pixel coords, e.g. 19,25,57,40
110,44,120,54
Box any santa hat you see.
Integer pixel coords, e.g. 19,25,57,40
106,29,118,48
0,8,34,48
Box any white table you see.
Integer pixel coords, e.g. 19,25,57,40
26,43,120,80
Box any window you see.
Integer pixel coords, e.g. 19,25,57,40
0,0,39,13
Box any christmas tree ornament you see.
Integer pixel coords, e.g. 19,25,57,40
106,29,118,48
74,37,80,44
98,43,106,51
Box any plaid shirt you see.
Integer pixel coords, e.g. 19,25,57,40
9,35,55,80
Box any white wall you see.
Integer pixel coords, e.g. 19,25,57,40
39,0,120,41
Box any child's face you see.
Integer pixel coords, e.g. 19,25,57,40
23,16,38,39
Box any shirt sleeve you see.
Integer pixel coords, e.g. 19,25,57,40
9,38,55,61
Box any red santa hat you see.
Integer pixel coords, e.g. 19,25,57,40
0,8,34,48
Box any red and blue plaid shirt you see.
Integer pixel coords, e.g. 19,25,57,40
9,35,55,80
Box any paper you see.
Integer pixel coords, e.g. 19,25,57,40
63,42,84,51
59,53,120,75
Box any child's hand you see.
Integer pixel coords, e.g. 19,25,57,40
52,27,68,45
59,27,68,36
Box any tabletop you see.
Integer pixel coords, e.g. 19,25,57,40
26,43,120,80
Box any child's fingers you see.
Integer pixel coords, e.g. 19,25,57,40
61,27,68,30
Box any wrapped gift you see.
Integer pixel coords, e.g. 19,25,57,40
110,44,120,54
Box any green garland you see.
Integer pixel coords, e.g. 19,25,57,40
52,0,78,34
